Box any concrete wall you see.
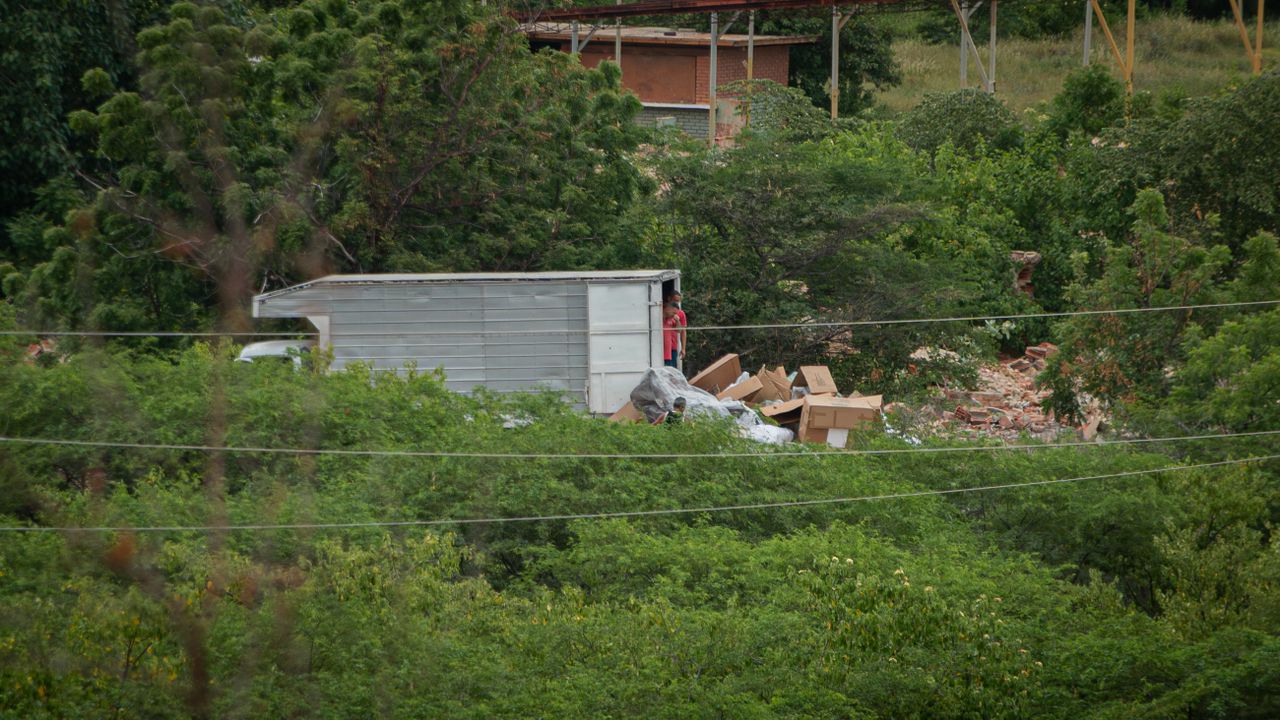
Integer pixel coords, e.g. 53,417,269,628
636,104,709,138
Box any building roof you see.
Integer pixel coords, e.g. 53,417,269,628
255,270,679,302
523,0,908,22
521,23,818,48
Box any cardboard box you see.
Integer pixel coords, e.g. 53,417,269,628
608,401,646,423
717,375,763,402
796,394,882,446
759,397,805,425
753,366,792,403
792,366,838,396
689,354,741,395
853,394,883,410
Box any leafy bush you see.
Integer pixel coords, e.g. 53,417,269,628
1063,73,1280,249
898,89,1022,155
2,341,1279,717
722,79,851,141
1045,64,1127,140
1041,189,1230,420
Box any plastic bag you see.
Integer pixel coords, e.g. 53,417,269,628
627,367,786,444
630,367,728,423
742,424,795,444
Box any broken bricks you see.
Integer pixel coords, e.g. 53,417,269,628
1024,342,1058,360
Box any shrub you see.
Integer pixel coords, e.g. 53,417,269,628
898,89,1022,155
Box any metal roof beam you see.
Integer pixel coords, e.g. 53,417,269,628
523,0,905,22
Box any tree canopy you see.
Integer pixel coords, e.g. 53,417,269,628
1,3,1279,718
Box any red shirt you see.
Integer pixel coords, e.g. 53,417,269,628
663,315,680,360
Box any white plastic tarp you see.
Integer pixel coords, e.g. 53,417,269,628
628,367,794,444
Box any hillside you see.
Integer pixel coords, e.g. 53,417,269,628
1,1,1278,717
877,14,1277,113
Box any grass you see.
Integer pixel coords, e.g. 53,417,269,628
872,14,1278,114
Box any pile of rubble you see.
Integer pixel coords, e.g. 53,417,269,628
608,342,1106,447
900,342,1105,442
24,339,60,364
610,353,883,448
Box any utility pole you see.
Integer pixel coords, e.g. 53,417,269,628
831,7,840,119
709,12,718,146
989,0,997,92
1083,0,1092,65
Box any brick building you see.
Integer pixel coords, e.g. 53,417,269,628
523,24,816,140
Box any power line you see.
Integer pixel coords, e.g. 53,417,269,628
0,428,1277,459
5,454,1275,534
680,299,1280,332
0,331,317,338
2,299,1275,338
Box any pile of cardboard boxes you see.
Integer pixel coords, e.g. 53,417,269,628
614,353,883,449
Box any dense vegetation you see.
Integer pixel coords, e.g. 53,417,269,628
3,336,1278,718
1,1,1278,717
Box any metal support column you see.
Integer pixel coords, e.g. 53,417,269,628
1088,0,1131,94
960,2,969,86
709,12,718,146
745,10,755,127
831,7,840,119
1125,0,1135,94
615,0,622,65
1083,0,1093,65
989,0,997,92
828,11,855,118
1259,0,1266,72
951,0,990,91
1227,0,1266,74
571,20,580,54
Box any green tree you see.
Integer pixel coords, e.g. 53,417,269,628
644,125,978,391
898,89,1022,156
1042,188,1230,421
757,11,902,116
6,0,649,335
1063,73,1280,250
1045,64,1127,140
1156,466,1280,640
1144,300,1280,446
0,0,168,250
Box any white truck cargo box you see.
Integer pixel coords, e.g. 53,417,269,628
252,270,680,413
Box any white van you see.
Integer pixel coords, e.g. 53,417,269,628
235,340,316,367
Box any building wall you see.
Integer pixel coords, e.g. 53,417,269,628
692,46,790,103
570,43,791,105
636,105,708,138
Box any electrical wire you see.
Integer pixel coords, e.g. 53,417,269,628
0,428,1277,459
4,454,1275,534
679,299,1280,332
0,331,318,337
2,299,1276,338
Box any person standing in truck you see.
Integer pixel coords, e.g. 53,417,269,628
667,290,687,359
662,302,681,368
